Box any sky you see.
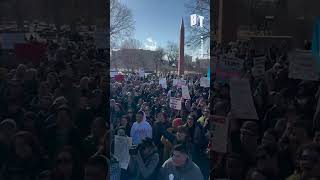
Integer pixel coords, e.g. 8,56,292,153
119,0,209,59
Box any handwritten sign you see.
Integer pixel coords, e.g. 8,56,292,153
215,57,244,81
211,116,229,153
169,97,182,110
289,50,319,81
181,85,191,99
200,77,210,87
230,79,258,120
173,79,186,87
252,56,266,77
114,135,132,169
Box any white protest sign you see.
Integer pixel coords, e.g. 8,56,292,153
139,69,145,78
0,33,26,49
215,57,244,81
200,77,210,87
114,135,132,170
181,85,191,99
211,115,229,153
289,50,319,81
252,56,266,77
94,31,107,49
110,68,117,78
177,79,186,88
173,79,178,86
169,97,182,110
173,79,186,87
230,79,258,120
159,78,167,89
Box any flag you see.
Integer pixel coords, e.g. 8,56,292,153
312,16,320,71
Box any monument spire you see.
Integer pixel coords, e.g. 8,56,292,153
178,17,185,75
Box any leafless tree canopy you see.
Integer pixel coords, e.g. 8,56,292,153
110,0,135,46
153,48,166,73
166,41,179,65
120,38,142,49
184,0,210,49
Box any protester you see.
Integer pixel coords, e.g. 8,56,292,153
0,31,109,179
159,143,204,180
110,71,210,180
127,137,159,180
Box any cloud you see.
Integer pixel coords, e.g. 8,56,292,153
144,37,157,51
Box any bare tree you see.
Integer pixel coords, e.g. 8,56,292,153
166,41,179,66
184,0,210,49
153,48,165,74
120,38,142,49
110,0,135,46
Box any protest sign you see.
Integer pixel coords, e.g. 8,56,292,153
169,97,182,110
173,79,178,86
252,56,266,77
215,57,244,81
114,135,132,169
289,50,319,81
139,69,145,78
200,77,210,87
230,79,258,120
110,69,118,78
181,85,191,99
177,79,186,88
1,33,26,49
173,79,186,87
211,115,229,153
159,78,167,89
94,31,107,49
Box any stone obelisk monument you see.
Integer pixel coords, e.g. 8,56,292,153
178,18,185,75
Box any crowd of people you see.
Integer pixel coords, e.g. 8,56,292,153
210,40,320,180
0,30,109,180
110,73,212,180
2,27,320,180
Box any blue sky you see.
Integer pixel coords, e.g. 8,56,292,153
120,0,207,58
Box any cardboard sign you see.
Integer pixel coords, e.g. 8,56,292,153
181,85,191,99
230,79,258,120
169,97,182,110
200,77,210,87
159,78,167,89
114,135,132,169
1,33,26,49
215,57,244,81
211,115,229,153
289,50,319,81
94,31,107,49
252,56,266,77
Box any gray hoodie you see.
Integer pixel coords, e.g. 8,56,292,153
159,157,204,180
